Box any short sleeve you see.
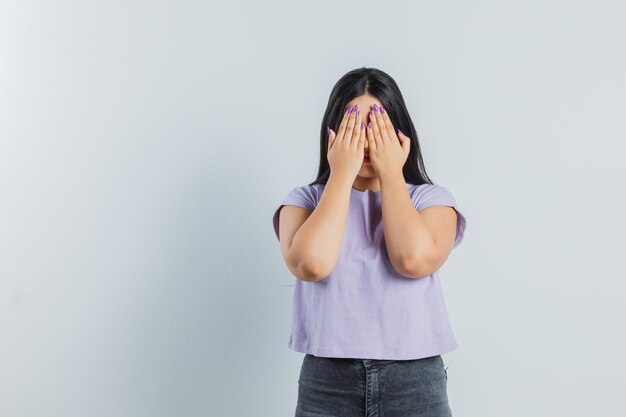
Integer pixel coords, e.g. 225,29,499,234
272,185,318,241
410,184,467,249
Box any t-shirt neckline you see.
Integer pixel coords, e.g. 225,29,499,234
351,187,380,194
350,183,414,194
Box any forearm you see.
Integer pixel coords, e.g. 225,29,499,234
290,172,353,280
379,171,435,275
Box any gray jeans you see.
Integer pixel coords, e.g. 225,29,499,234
295,353,453,417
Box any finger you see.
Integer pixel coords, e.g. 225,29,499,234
374,104,390,144
351,108,362,148
369,108,384,149
344,104,358,146
355,121,365,152
366,120,376,152
379,105,397,142
335,105,352,143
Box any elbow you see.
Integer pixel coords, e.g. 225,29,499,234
291,255,333,282
297,258,332,282
395,254,437,279
284,242,335,282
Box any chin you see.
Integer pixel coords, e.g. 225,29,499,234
358,166,377,177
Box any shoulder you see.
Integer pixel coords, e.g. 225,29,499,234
283,183,325,208
406,183,456,209
272,183,325,240
407,182,467,248
292,182,325,197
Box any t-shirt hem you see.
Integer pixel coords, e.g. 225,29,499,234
288,340,458,360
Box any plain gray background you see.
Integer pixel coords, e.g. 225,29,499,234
1,1,625,416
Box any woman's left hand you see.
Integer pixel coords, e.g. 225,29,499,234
366,104,411,178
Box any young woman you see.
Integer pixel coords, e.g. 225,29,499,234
272,67,467,417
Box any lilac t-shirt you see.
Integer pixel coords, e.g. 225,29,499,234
272,182,467,360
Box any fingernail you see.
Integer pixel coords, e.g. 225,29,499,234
380,106,385,114
373,103,378,112
398,128,403,135
361,121,364,129
368,121,372,129
327,126,330,135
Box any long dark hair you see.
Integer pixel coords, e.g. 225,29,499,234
310,67,434,187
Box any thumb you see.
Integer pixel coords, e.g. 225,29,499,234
397,128,410,153
327,126,336,151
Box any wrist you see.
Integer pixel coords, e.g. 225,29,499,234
328,171,355,190
378,169,405,185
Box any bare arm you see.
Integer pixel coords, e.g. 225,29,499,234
278,103,366,281
379,172,458,279
278,172,354,281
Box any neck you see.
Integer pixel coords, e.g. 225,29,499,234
352,176,381,192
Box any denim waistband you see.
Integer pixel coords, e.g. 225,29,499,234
323,355,438,368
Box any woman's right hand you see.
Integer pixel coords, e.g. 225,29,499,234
327,104,366,182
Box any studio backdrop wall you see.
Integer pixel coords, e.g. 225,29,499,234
1,1,625,416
